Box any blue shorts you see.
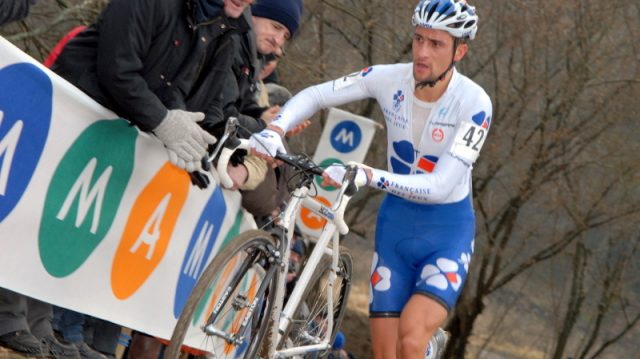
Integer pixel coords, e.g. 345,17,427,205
369,194,475,317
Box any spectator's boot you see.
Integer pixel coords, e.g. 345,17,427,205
41,334,81,359
0,330,45,357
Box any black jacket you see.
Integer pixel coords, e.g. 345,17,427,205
202,9,267,140
0,0,35,26
52,0,249,131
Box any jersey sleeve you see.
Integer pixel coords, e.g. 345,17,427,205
269,66,382,131
368,90,493,204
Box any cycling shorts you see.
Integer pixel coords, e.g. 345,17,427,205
369,194,475,317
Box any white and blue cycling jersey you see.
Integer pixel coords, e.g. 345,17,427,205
271,63,492,314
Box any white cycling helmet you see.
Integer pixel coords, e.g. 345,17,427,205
412,0,479,40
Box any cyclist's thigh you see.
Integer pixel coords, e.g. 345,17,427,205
369,196,419,317
412,217,475,311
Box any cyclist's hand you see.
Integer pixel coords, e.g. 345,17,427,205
153,109,217,172
250,126,286,163
322,164,370,188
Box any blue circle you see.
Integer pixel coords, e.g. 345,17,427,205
330,120,362,153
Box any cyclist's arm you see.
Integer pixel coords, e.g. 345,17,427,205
269,66,380,132
95,0,168,131
367,93,493,204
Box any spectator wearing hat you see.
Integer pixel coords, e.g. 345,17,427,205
201,0,304,212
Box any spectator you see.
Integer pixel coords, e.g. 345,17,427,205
53,307,106,359
1,0,254,358
0,0,36,26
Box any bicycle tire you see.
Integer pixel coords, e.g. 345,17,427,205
165,229,280,359
279,247,353,358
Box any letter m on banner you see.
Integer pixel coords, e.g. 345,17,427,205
56,158,112,234
0,114,22,196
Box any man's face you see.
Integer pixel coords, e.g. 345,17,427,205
411,26,467,83
252,16,290,56
224,0,253,19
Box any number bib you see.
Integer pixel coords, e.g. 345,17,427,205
451,122,487,163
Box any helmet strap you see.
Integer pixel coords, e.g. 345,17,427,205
415,37,462,89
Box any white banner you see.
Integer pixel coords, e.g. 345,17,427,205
297,107,378,238
0,36,256,346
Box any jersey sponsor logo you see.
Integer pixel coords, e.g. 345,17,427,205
0,63,52,222
371,266,391,291
330,120,362,153
432,128,444,142
173,186,226,318
418,258,462,292
471,111,491,129
392,90,405,111
390,141,439,174
370,252,391,293
361,66,373,77
39,120,137,277
390,140,415,174
111,163,190,299
376,177,389,190
460,252,471,273
417,155,439,173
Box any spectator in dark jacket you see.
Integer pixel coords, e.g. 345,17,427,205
0,0,36,26
205,0,303,208
0,0,254,358
52,0,253,175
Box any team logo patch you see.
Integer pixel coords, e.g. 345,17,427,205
419,258,461,291
471,111,491,129
392,90,404,111
370,252,391,292
417,155,438,173
376,177,389,190
371,266,391,291
432,128,444,142
460,253,471,273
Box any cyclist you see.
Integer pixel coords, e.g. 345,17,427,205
249,1,491,358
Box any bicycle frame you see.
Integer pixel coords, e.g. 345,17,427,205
201,122,358,358
265,171,356,358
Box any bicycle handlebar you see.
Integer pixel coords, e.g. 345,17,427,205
216,137,250,189
211,118,361,234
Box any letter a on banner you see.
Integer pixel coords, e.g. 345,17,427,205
297,108,378,239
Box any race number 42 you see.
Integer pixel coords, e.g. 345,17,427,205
451,122,487,162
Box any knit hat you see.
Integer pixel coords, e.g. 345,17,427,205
251,0,303,36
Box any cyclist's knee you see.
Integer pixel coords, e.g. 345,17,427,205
397,333,426,358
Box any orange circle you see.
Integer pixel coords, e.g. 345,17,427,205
300,196,332,230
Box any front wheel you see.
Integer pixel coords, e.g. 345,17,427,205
165,230,280,359
279,248,353,357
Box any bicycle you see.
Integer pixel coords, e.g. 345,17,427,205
165,118,360,358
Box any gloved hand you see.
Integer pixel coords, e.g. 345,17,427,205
250,127,286,158
153,109,217,172
323,163,370,188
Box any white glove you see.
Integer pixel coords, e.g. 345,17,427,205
324,164,370,187
153,109,217,172
250,128,286,158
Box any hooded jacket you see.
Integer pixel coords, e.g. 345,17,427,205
52,0,249,131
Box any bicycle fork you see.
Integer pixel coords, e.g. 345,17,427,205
273,223,341,358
